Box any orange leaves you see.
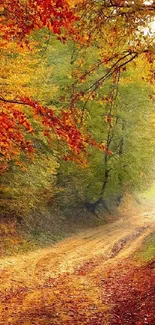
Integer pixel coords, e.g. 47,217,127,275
1,250,154,325
0,0,77,44
0,94,110,172
21,96,87,156
12,109,34,133
23,96,111,155
1,94,111,171
0,105,34,172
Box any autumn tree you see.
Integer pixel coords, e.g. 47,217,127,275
1,0,155,171
1,0,155,220
58,56,155,213
0,0,94,173
67,0,155,123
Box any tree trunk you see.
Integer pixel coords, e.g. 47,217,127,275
116,121,125,206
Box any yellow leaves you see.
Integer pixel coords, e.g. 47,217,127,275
119,76,132,85
78,59,84,66
98,96,114,106
80,92,96,103
98,100,103,105
67,0,83,5
151,113,155,130
119,53,155,86
1,55,33,98
0,223,9,235
67,74,72,79
0,41,57,106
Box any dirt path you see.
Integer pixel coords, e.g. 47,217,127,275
0,210,155,324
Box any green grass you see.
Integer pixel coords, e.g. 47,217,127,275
134,232,155,262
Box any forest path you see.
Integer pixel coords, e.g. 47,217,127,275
0,207,155,290
0,206,155,324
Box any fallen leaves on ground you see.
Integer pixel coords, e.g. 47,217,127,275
0,255,154,325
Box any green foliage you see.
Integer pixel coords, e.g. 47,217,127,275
59,78,155,207
0,150,59,219
1,27,155,222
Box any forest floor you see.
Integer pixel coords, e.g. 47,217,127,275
0,201,155,324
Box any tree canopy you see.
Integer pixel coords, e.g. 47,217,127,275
0,0,155,216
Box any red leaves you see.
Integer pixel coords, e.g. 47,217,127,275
0,236,154,325
21,96,87,156
0,0,77,43
0,105,34,172
75,258,98,276
0,93,110,172
100,260,155,325
21,96,109,158
0,0,111,172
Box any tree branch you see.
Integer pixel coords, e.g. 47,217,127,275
0,96,29,106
